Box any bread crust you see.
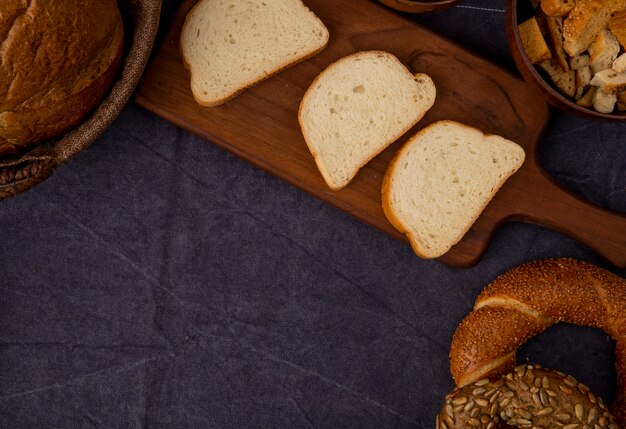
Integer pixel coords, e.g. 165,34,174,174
544,15,569,71
381,121,441,259
518,17,552,64
0,0,124,153
618,89,626,110
180,0,329,107
539,58,576,97
449,258,626,425
563,0,626,56
609,9,626,49
182,42,329,108
541,0,576,16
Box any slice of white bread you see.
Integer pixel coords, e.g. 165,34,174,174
382,121,525,259
298,51,436,190
180,0,329,107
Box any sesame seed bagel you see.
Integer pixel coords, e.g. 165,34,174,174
449,258,626,425
437,364,619,429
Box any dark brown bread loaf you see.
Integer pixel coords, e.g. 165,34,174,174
0,0,124,155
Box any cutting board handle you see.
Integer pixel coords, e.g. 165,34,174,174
515,166,626,267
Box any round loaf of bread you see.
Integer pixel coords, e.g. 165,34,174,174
0,0,124,155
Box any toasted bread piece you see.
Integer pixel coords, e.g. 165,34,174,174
544,15,570,71
536,11,569,71
577,85,597,106
569,53,592,99
609,10,626,48
563,0,626,56
382,121,525,259
613,53,626,73
519,17,552,64
589,29,621,74
539,59,576,97
299,51,436,190
575,66,592,99
570,53,590,70
180,0,329,107
593,86,617,112
617,90,626,110
541,0,576,16
590,68,626,91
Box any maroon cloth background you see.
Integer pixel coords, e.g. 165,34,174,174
0,1,624,427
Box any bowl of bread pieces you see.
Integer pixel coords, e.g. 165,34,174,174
376,0,462,13
0,0,161,200
506,0,626,120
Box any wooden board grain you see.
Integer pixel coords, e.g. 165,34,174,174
135,0,626,268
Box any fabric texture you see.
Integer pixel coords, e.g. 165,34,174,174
0,0,624,428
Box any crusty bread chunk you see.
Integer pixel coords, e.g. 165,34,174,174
299,51,436,190
590,68,626,89
593,86,618,112
539,59,576,97
563,0,626,56
589,29,621,74
569,54,592,98
613,53,626,73
519,17,552,64
575,65,592,98
180,0,329,107
577,85,597,106
609,10,626,48
544,15,570,71
617,90,626,110
541,0,576,17
382,121,525,259
569,53,590,70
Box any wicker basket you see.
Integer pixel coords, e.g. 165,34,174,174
0,0,161,200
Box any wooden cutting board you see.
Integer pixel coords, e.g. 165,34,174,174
135,0,626,268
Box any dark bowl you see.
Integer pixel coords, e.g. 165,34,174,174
376,0,462,13
505,0,626,121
